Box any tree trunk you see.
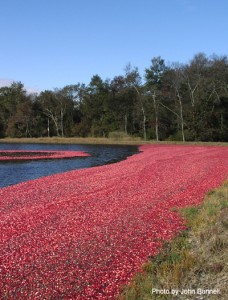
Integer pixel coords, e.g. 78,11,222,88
221,113,224,130
43,109,59,136
143,112,146,141
47,118,50,137
53,116,60,136
124,114,128,134
176,89,185,142
133,85,146,140
152,92,159,141
60,108,64,137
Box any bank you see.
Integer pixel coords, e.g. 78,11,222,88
118,180,228,300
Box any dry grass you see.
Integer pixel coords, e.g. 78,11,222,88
0,137,228,146
0,136,143,145
118,180,228,300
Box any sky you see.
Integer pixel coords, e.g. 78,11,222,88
0,0,227,93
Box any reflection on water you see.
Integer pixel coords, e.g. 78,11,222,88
0,143,139,188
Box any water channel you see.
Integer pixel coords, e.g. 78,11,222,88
0,143,139,188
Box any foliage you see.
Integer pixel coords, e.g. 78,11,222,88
0,53,228,141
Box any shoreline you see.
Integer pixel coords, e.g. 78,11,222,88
0,137,228,146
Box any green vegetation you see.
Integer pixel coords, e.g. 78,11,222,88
118,180,228,300
0,53,228,142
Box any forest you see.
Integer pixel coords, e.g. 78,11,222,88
0,53,228,141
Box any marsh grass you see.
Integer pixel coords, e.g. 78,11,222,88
118,180,228,300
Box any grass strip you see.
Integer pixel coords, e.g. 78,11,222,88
118,180,228,300
0,137,228,146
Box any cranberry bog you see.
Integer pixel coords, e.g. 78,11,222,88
0,150,90,161
0,144,227,299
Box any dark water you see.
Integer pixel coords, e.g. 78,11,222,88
0,143,139,188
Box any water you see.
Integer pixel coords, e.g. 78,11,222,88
0,143,139,188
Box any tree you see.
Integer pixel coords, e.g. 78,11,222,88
0,53,227,141
37,91,60,136
145,57,166,141
110,75,130,133
6,98,33,137
79,75,111,137
54,87,75,137
36,88,74,137
162,65,186,141
124,63,147,139
0,82,34,137
182,53,228,141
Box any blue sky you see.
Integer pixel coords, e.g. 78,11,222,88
0,0,227,92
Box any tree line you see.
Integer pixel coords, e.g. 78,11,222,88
0,53,228,141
